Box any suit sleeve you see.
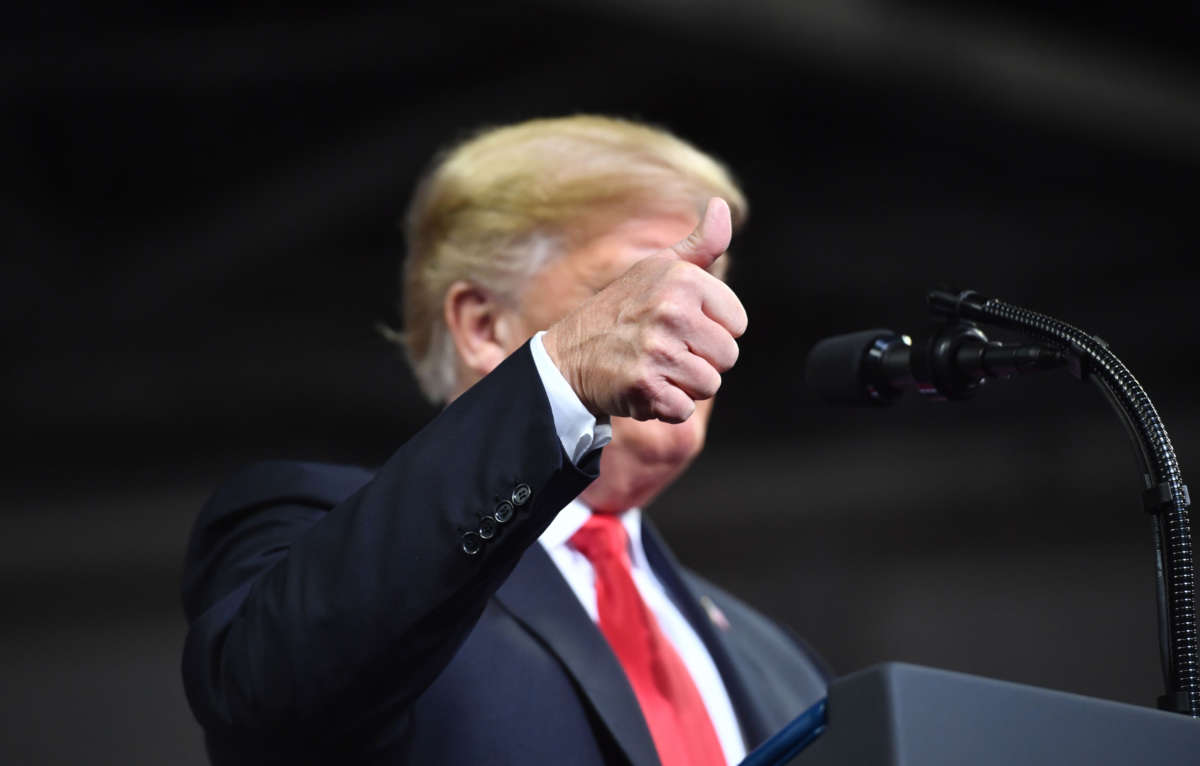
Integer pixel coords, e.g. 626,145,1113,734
179,342,599,740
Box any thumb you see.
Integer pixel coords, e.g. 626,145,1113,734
671,197,732,269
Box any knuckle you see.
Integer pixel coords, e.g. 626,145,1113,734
654,399,691,424
720,338,740,371
654,298,687,327
647,392,674,421
733,306,749,337
640,332,676,365
630,365,661,402
644,381,691,423
653,295,697,332
696,369,722,399
709,370,723,397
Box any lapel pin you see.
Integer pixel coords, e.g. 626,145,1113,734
700,595,730,631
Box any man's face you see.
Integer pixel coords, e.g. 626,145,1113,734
510,210,717,513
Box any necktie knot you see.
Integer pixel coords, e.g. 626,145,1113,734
569,513,630,567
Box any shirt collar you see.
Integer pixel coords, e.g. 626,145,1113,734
539,499,645,567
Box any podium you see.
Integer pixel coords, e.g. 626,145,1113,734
742,663,1200,766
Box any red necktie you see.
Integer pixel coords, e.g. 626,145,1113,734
570,514,727,766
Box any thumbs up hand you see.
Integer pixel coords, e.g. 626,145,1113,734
543,198,748,423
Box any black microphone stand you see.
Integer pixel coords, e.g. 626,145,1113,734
928,288,1198,716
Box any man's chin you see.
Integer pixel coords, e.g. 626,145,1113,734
582,443,698,512
582,409,709,511
608,417,706,466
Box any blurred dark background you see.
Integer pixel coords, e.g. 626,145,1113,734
4,1,1199,762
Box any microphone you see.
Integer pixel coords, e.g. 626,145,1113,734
805,322,1067,406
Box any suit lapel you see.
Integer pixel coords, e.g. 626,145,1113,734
640,520,775,748
494,543,661,766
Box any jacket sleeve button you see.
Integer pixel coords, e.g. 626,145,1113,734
478,515,498,540
511,483,532,507
494,500,514,524
461,531,483,556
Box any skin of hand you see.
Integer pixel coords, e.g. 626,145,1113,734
445,196,747,512
541,197,747,425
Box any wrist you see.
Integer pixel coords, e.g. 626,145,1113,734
543,320,599,417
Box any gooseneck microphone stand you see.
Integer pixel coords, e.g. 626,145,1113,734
928,288,1198,716
741,292,1199,766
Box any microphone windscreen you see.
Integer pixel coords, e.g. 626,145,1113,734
804,329,895,405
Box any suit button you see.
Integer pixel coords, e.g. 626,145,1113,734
494,500,514,524
478,515,497,540
461,531,482,556
512,483,532,507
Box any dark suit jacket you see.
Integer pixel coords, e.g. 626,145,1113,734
180,342,829,764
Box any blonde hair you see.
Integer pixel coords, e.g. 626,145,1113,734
396,114,748,403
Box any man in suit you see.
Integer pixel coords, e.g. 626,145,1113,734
181,115,829,764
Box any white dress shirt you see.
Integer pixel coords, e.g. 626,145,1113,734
528,332,746,765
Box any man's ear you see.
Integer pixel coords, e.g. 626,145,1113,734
444,281,523,382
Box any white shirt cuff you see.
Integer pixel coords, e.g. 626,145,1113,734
529,331,612,464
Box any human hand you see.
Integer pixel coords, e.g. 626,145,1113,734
542,198,747,423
